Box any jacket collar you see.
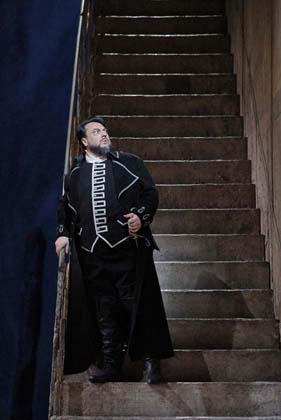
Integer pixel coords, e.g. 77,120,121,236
107,150,120,160
71,150,137,199
70,151,120,171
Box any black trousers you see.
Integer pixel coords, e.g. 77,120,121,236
78,238,138,368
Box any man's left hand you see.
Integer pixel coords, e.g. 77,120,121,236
123,212,142,235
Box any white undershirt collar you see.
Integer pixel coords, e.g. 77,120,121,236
85,150,107,163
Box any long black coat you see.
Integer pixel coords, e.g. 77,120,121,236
58,151,174,374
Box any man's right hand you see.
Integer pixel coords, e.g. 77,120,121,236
55,236,70,257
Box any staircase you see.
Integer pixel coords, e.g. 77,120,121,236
50,0,281,418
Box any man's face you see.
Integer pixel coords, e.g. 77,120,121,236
82,121,112,156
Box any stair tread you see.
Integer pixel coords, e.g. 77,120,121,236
162,288,271,291
168,317,276,320
53,417,281,420
64,347,281,384
97,94,237,97
100,114,239,116
64,348,281,385
154,233,262,236
100,52,231,55
63,378,281,384
157,183,252,185
158,260,264,262
111,136,244,138
102,13,227,16
60,381,281,416
157,207,257,209
99,33,228,36
145,160,247,162
96,72,234,76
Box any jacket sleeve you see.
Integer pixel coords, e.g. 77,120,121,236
130,157,159,228
56,173,72,238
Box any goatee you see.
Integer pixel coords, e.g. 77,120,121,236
88,142,112,156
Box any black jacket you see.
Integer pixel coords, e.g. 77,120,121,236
56,150,160,251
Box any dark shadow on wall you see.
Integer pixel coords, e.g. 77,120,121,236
0,1,81,419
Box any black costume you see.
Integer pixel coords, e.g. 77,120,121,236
57,151,174,374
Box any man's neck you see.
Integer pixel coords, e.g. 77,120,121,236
85,150,107,163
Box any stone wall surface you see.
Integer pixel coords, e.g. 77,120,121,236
226,0,281,319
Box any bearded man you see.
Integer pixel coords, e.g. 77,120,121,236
55,116,174,383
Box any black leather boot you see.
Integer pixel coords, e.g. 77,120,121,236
89,296,124,383
88,334,124,383
143,357,163,384
88,364,122,383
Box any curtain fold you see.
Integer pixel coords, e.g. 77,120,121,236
0,1,82,419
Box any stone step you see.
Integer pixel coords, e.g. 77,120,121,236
154,234,264,261
168,318,279,349
162,290,273,318
94,74,236,94
92,94,240,116
145,160,250,184
61,382,281,417
99,116,243,137
157,184,255,208
53,417,281,420
124,350,281,382
96,16,227,35
111,137,248,160
152,209,260,234
98,0,225,16
97,34,230,54
156,261,270,289
95,53,233,74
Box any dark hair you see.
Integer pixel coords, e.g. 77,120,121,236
76,116,107,146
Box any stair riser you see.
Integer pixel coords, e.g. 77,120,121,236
94,75,236,94
91,95,240,116
96,16,227,34
62,383,281,417
98,0,225,16
162,291,273,318
158,185,255,209
157,262,270,289
154,235,264,261
153,210,260,234
111,138,248,160
146,161,250,184
168,319,279,349
95,54,233,74
97,35,230,54
124,351,281,382
100,116,243,137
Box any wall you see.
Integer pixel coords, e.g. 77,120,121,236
226,0,281,318
272,0,281,319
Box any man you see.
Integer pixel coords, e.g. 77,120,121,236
55,116,174,383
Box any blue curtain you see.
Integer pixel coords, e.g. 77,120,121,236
0,1,81,419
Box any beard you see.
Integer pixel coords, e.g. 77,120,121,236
88,141,112,156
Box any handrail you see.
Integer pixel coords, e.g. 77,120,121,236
64,0,87,175
48,248,70,419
